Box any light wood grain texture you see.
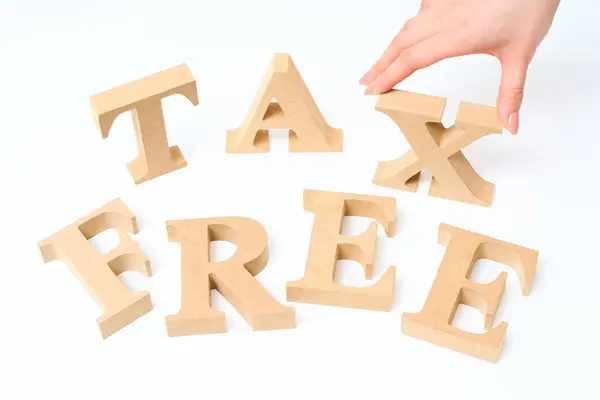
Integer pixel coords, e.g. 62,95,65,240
90,64,199,184
402,223,538,362
165,217,295,336
38,198,152,339
227,53,342,153
287,189,396,311
373,90,503,206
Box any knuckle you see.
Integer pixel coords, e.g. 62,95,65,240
509,87,525,101
401,50,419,68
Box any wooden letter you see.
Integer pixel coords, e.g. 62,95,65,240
286,190,396,311
373,90,503,206
166,217,295,336
90,64,199,184
402,223,538,362
227,53,343,153
37,198,152,339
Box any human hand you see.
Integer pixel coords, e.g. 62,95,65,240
360,0,561,134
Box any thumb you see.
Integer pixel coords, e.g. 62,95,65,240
497,56,529,135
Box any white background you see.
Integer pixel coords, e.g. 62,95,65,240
1,0,599,398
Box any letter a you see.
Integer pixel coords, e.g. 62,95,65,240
37,198,152,339
165,217,295,336
90,64,199,184
372,90,504,206
287,190,397,311
226,53,343,153
402,223,538,362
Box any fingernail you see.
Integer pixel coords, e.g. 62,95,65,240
508,112,519,135
360,71,375,86
365,82,381,96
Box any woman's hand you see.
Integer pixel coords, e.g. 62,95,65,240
360,0,561,134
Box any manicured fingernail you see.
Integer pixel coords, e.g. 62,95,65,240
508,112,519,135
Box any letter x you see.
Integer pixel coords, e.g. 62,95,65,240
372,90,504,206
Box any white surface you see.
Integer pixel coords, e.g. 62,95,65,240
1,0,599,398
